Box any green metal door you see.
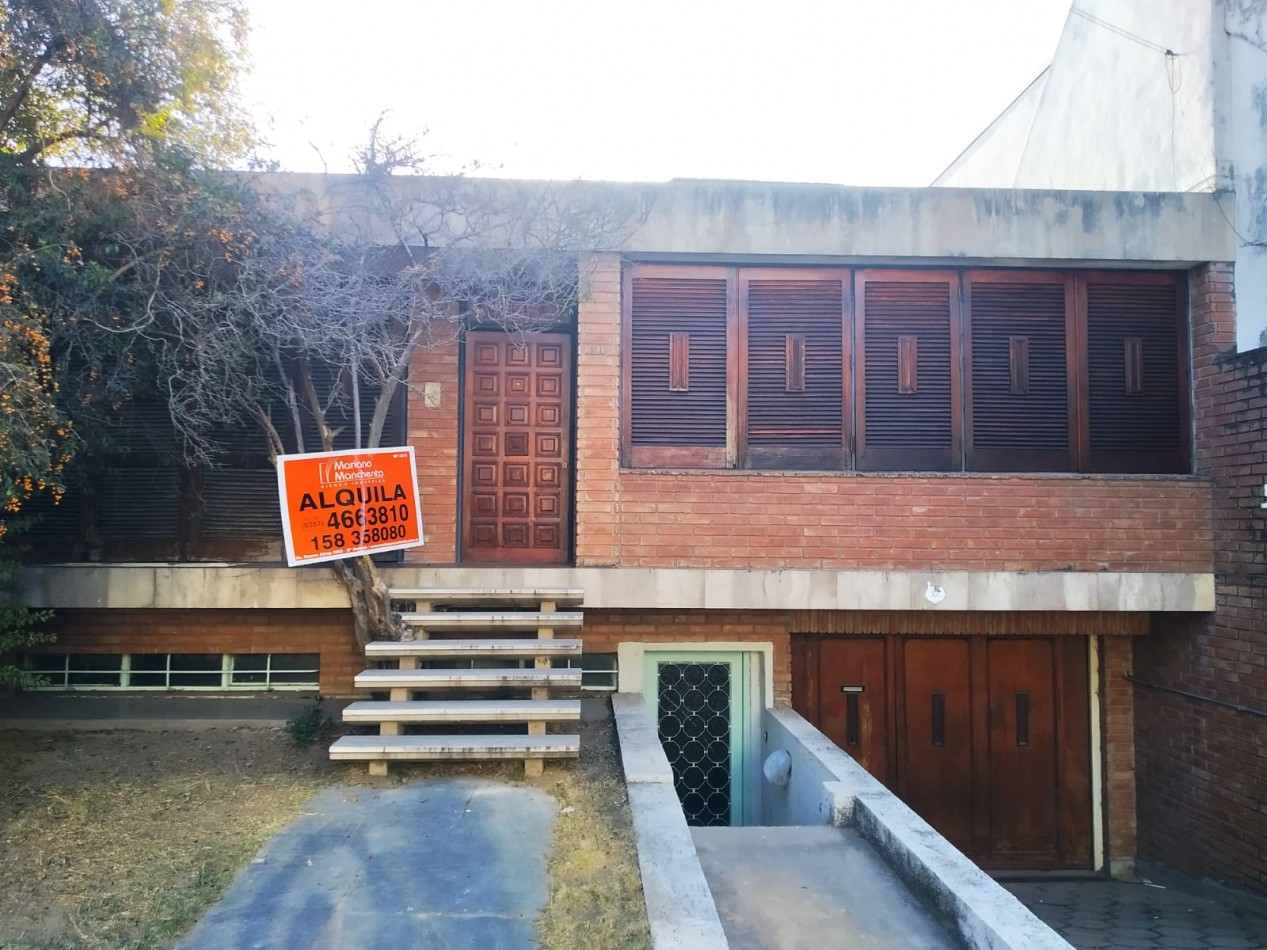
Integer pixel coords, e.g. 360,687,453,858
644,651,756,827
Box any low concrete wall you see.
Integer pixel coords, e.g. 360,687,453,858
760,709,1072,950
16,563,1216,613
610,693,727,950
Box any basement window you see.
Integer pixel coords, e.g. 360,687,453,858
20,653,319,691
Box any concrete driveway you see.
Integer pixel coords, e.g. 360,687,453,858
176,779,556,950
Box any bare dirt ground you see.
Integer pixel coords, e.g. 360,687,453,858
0,708,649,950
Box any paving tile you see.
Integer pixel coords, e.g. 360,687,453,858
1005,879,1267,950
1060,928,1114,948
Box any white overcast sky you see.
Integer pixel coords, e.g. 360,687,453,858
239,0,1072,185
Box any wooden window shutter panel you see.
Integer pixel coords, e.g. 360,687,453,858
625,265,729,468
785,334,806,392
1083,273,1186,474
742,269,848,470
1123,337,1143,395
669,333,690,391
856,271,960,472
964,273,1075,472
898,336,919,394
1009,336,1030,395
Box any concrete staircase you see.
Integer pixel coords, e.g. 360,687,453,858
329,588,585,776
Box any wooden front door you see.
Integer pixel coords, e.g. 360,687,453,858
794,634,1093,869
462,331,571,564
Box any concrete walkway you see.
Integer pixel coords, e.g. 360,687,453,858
692,825,957,949
1007,878,1267,950
176,779,555,950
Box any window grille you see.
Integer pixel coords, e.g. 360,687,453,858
20,653,320,691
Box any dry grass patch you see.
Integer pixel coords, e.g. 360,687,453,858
537,711,652,950
0,706,651,950
0,728,335,950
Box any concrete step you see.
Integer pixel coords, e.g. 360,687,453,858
329,734,580,761
342,699,582,724
365,638,582,660
398,611,583,632
389,588,585,606
354,667,582,690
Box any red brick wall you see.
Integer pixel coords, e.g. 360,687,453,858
49,608,359,696
575,254,623,564
404,321,460,564
1134,263,1267,894
603,472,1209,571
1102,636,1137,871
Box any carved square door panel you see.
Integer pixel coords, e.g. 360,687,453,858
462,331,572,563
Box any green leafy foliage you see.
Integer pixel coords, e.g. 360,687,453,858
284,696,338,747
0,0,252,171
0,0,252,531
0,519,53,689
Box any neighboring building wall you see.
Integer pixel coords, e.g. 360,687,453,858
1215,0,1267,350
46,608,359,696
937,1,1219,193
936,0,1267,350
1134,263,1267,894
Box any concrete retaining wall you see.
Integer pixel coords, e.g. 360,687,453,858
760,709,1072,950
610,693,727,950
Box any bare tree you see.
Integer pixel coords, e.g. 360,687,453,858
66,130,641,647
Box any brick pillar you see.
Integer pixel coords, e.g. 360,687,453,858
574,253,622,566
406,320,461,564
1102,635,1137,877
1189,262,1237,471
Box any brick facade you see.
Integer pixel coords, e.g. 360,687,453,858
405,254,1215,574
404,321,461,565
48,608,359,696
602,471,1209,572
575,253,624,565
1134,263,1267,894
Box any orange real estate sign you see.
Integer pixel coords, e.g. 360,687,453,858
276,447,424,567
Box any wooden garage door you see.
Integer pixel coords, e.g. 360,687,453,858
793,634,1093,869
462,331,571,564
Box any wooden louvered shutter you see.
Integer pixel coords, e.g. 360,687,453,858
856,271,961,471
97,400,184,558
1082,273,1187,473
742,270,848,470
625,265,731,468
196,422,282,544
965,272,1075,472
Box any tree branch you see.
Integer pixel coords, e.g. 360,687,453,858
0,39,64,134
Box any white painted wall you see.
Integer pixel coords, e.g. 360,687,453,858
1217,0,1267,348
934,70,1051,188
937,0,1267,349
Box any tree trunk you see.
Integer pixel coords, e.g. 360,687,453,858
330,554,405,650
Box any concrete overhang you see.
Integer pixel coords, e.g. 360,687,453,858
255,172,1236,266
16,564,1216,614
